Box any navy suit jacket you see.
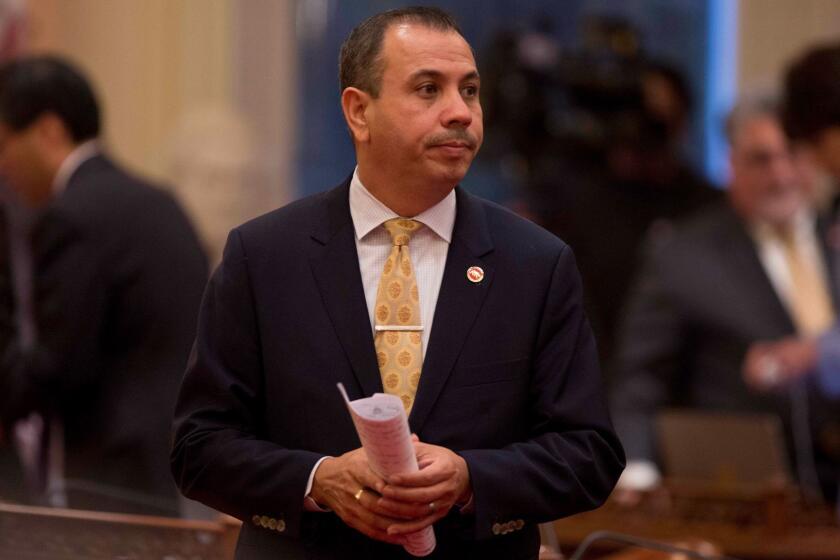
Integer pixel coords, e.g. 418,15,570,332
171,179,624,559
0,155,208,513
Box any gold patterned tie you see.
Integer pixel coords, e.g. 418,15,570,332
778,228,835,336
374,218,423,413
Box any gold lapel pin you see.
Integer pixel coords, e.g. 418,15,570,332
467,266,484,283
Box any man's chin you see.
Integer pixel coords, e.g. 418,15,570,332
759,205,802,226
430,159,473,185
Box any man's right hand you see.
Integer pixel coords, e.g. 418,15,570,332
310,447,408,545
742,337,818,391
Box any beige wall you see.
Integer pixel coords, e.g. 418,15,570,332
25,0,297,262
28,0,235,179
26,0,296,193
738,0,840,96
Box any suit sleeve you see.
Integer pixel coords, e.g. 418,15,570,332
459,245,625,539
610,237,686,462
817,325,840,396
171,229,322,537
0,211,108,424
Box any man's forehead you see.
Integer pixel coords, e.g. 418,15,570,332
733,117,782,147
382,23,477,74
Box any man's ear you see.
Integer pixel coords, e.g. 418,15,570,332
341,87,371,143
35,112,73,147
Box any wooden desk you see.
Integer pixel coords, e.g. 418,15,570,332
0,503,240,559
552,485,840,560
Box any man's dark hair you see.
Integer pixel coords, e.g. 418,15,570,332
339,6,462,98
783,41,840,141
0,55,100,142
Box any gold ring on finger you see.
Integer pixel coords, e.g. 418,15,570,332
428,501,436,512
354,488,364,502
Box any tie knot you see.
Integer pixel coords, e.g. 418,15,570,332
383,218,421,246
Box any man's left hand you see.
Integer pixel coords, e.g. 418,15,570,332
377,438,472,536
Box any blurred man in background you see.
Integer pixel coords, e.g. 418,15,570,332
611,99,840,500
0,56,207,514
742,42,840,400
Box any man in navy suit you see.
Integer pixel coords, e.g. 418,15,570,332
171,7,624,559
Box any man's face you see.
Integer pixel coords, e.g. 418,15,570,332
0,122,53,206
362,23,483,199
729,116,802,226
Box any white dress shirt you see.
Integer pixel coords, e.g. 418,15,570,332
349,168,456,355
52,140,99,195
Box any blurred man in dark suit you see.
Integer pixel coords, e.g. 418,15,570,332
611,99,840,499
742,42,840,400
0,56,208,514
171,7,623,559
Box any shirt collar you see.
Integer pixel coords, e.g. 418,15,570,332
52,140,99,195
348,167,456,243
750,207,815,243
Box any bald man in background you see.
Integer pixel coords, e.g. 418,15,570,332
742,42,840,402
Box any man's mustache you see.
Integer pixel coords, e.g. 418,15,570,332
425,129,479,150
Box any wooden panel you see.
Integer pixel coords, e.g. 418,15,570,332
553,484,840,560
0,503,240,560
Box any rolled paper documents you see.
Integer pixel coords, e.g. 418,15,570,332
338,383,435,557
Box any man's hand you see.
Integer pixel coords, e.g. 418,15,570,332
310,447,407,545
743,337,818,391
377,438,472,536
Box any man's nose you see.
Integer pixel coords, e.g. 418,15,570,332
770,153,796,181
441,89,472,128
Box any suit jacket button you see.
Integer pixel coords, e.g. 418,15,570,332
251,515,261,526
268,518,277,530
492,522,501,535
277,519,286,532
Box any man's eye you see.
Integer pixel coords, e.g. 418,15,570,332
462,85,479,97
418,84,437,95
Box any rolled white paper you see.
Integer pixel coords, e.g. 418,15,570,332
338,383,435,557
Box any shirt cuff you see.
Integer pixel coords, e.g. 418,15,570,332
615,460,661,491
303,456,331,512
457,490,475,514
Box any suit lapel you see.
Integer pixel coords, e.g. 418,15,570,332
720,208,795,334
410,188,494,433
309,181,383,399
